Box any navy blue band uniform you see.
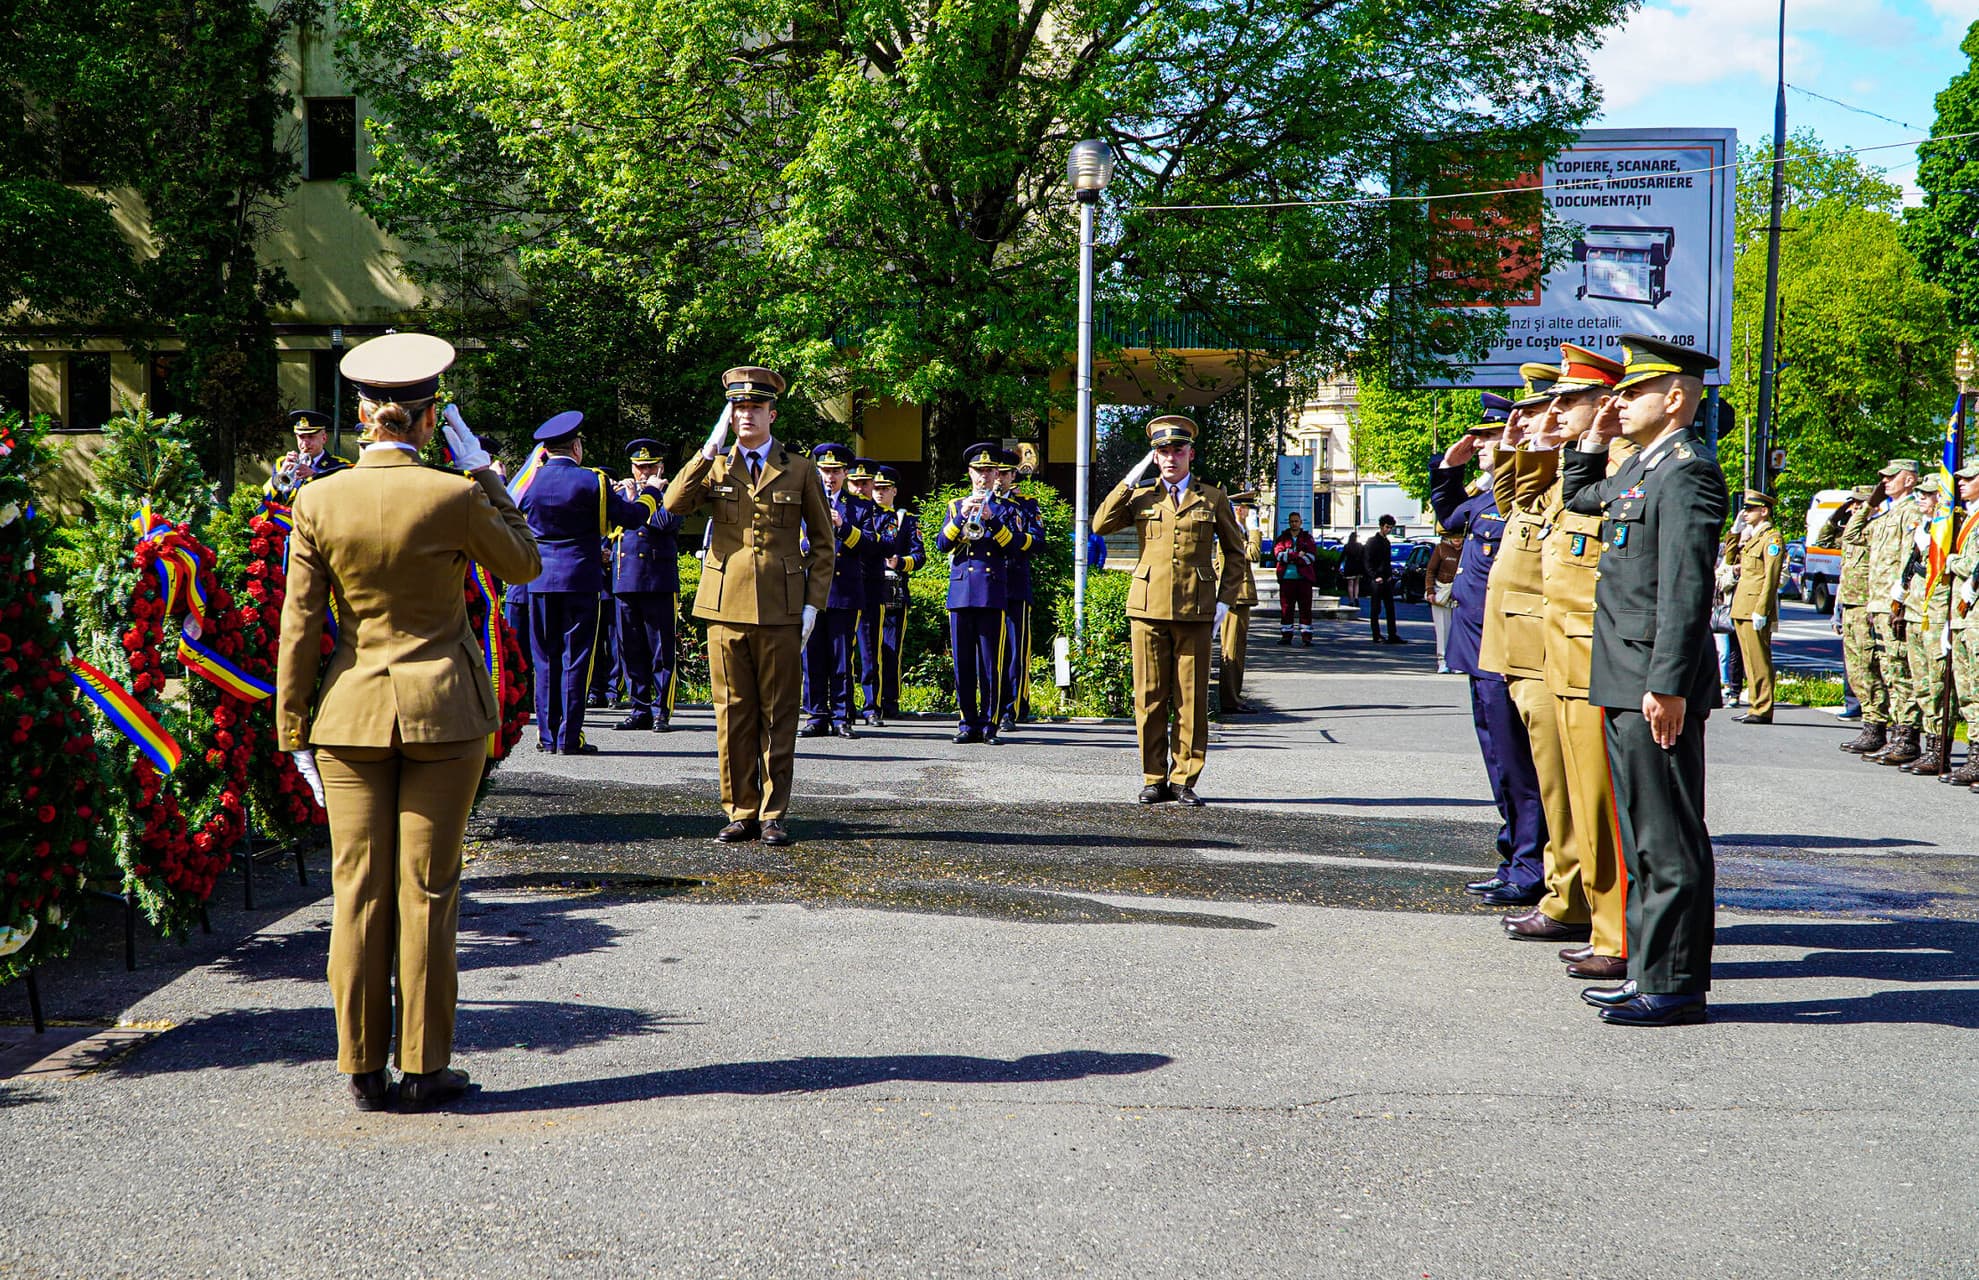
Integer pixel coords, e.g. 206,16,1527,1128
801,443,882,737
263,408,352,500
872,464,924,719
994,448,1044,732
516,410,662,753
938,440,1019,742
613,437,685,731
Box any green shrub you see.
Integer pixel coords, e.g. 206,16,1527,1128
1051,568,1135,717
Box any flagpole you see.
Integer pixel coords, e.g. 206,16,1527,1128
1937,341,1974,776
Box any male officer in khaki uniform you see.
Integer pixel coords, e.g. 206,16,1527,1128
277,333,542,1111
1218,488,1261,712
663,368,834,847
1729,491,1786,724
1862,459,1924,764
1507,344,1632,980
1092,415,1247,806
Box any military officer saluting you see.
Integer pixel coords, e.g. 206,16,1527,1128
264,408,353,500
516,411,665,754
1897,475,1954,775
1729,490,1786,724
1218,488,1261,713
847,457,891,726
1862,459,1925,765
663,367,834,846
1561,334,1729,1027
872,464,924,721
937,441,1017,743
994,448,1044,733
801,443,878,738
1092,415,1247,805
611,439,685,732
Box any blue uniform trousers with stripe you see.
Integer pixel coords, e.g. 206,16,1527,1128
803,606,860,728
1470,674,1546,890
616,591,678,719
529,592,600,751
998,599,1031,724
951,606,1004,734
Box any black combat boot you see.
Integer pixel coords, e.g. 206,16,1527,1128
1910,733,1952,777
1841,721,1886,754
1899,733,1936,773
1875,725,1921,767
1945,755,1979,786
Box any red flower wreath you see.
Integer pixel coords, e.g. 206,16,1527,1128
230,511,330,835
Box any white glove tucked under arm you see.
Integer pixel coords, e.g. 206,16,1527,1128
1214,602,1230,633
801,604,819,648
1122,450,1158,487
289,750,326,808
701,405,733,460
440,405,493,473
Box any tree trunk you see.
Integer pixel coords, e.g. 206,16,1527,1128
926,386,988,486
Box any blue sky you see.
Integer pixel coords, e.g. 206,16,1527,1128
1588,0,1978,202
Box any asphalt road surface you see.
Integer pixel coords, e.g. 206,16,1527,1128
2,603,1972,1279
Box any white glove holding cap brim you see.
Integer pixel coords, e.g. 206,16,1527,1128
441,405,493,473
289,750,326,808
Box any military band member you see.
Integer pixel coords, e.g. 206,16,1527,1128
516,411,663,754
871,464,925,721
277,332,541,1111
663,367,833,846
1944,462,1979,787
1219,488,1261,712
1862,459,1924,764
1432,394,1547,903
264,408,353,500
1562,334,1729,1028
995,448,1043,732
937,442,1016,743
1834,484,1884,754
612,440,684,732
847,457,889,725
1896,476,1954,775
1728,491,1786,724
1091,415,1247,806
801,443,878,738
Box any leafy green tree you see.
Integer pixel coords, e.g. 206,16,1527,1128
1906,20,1979,335
1347,366,1479,506
336,0,1632,478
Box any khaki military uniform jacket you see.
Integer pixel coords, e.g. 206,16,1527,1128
1481,447,1555,679
665,440,835,624
1539,439,1636,701
277,449,543,749
1836,502,1873,606
1093,478,1248,622
1866,494,1922,615
1729,520,1785,617
1902,519,1953,629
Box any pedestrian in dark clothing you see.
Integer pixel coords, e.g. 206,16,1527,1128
1341,531,1364,604
1364,515,1402,643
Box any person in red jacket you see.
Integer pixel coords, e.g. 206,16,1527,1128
1273,511,1321,645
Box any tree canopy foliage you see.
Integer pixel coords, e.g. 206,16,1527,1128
336,0,1633,477
1906,19,1979,338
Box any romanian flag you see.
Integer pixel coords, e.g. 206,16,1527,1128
1926,399,1960,594
68,657,183,775
177,633,274,702
506,446,547,500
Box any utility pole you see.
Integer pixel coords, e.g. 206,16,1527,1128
1753,0,1788,497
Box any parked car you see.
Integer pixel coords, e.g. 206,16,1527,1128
1396,541,1434,603
1783,540,1807,603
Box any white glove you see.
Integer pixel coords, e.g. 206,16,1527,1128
289,750,326,808
1752,614,1767,631
1214,602,1230,632
701,404,733,459
1961,579,1977,607
1943,625,1956,658
800,604,818,647
441,405,493,473
1122,449,1158,487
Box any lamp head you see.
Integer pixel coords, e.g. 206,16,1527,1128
1068,139,1115,204
1957,337,1976,390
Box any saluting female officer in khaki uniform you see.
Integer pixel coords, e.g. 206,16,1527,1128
277,333,542,1111
1092,415,1247,806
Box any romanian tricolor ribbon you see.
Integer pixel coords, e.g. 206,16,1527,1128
176,633,274,702
131,503,210,629
258,496,293,534
467,563,507,757
68,657,183,775
507,446,547,500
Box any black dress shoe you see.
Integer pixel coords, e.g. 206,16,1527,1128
835,722,858,739
614,712,653,731
1599,992,1707,1026
1138,783,1172,804
1480,883,1544,908
954,727,983,744
535,741,553,753
399,1066,471,1111
998,713,1016,734
1173,786,1204,807
1581,979,1639,1008
984,730,1001,745
1387,635,1406,644
652,716,671,733
799,723,832,739
1567,953,1630,981
348,1069,392,1112
1736,713,1773,725
560,740,599,755
761,820,793,847
715,819,760,844
1506,912,1592,943
862,711,884,727
1464,876,1508,896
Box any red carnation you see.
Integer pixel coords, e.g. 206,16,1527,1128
35,805,54,824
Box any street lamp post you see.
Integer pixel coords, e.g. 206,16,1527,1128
1753,0,1787,496
1068,138,1114,642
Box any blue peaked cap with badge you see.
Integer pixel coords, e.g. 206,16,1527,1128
963,440,1002,468
1478,392,1514,427
533,410,584,445
625,437,664,464
811,442,854,468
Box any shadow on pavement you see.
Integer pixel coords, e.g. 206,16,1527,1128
464,1049,1174,1112
1711,918,1979,1027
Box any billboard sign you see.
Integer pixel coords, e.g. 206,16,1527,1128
1275,452,1313,533
1420,128,1736,388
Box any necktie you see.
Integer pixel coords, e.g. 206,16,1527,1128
748,451,762,482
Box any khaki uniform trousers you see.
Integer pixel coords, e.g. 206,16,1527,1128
1218,605,1250,706
1956,623,1979,735
1909,610,1952,732
319,735,488,1075
707,621,803,821
1840,604,1885,724
1553,694,1626,958
1871,611,1916,728
1507,675,1581,926
1732,618,1776,717
1131,618,1214,787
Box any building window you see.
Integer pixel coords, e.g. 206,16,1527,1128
149,352,181,419
304,97,358,181
64,353,112,433
311,348,357,422
0,351,28,422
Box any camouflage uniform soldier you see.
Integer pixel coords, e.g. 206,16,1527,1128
1833,485,1884,754
1945,462,1979,788
1897,476,1954,775
1863,460,1924,765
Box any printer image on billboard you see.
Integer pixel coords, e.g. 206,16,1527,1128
1571,225,1676,308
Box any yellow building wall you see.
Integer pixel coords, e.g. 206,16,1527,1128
855,396,924,461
